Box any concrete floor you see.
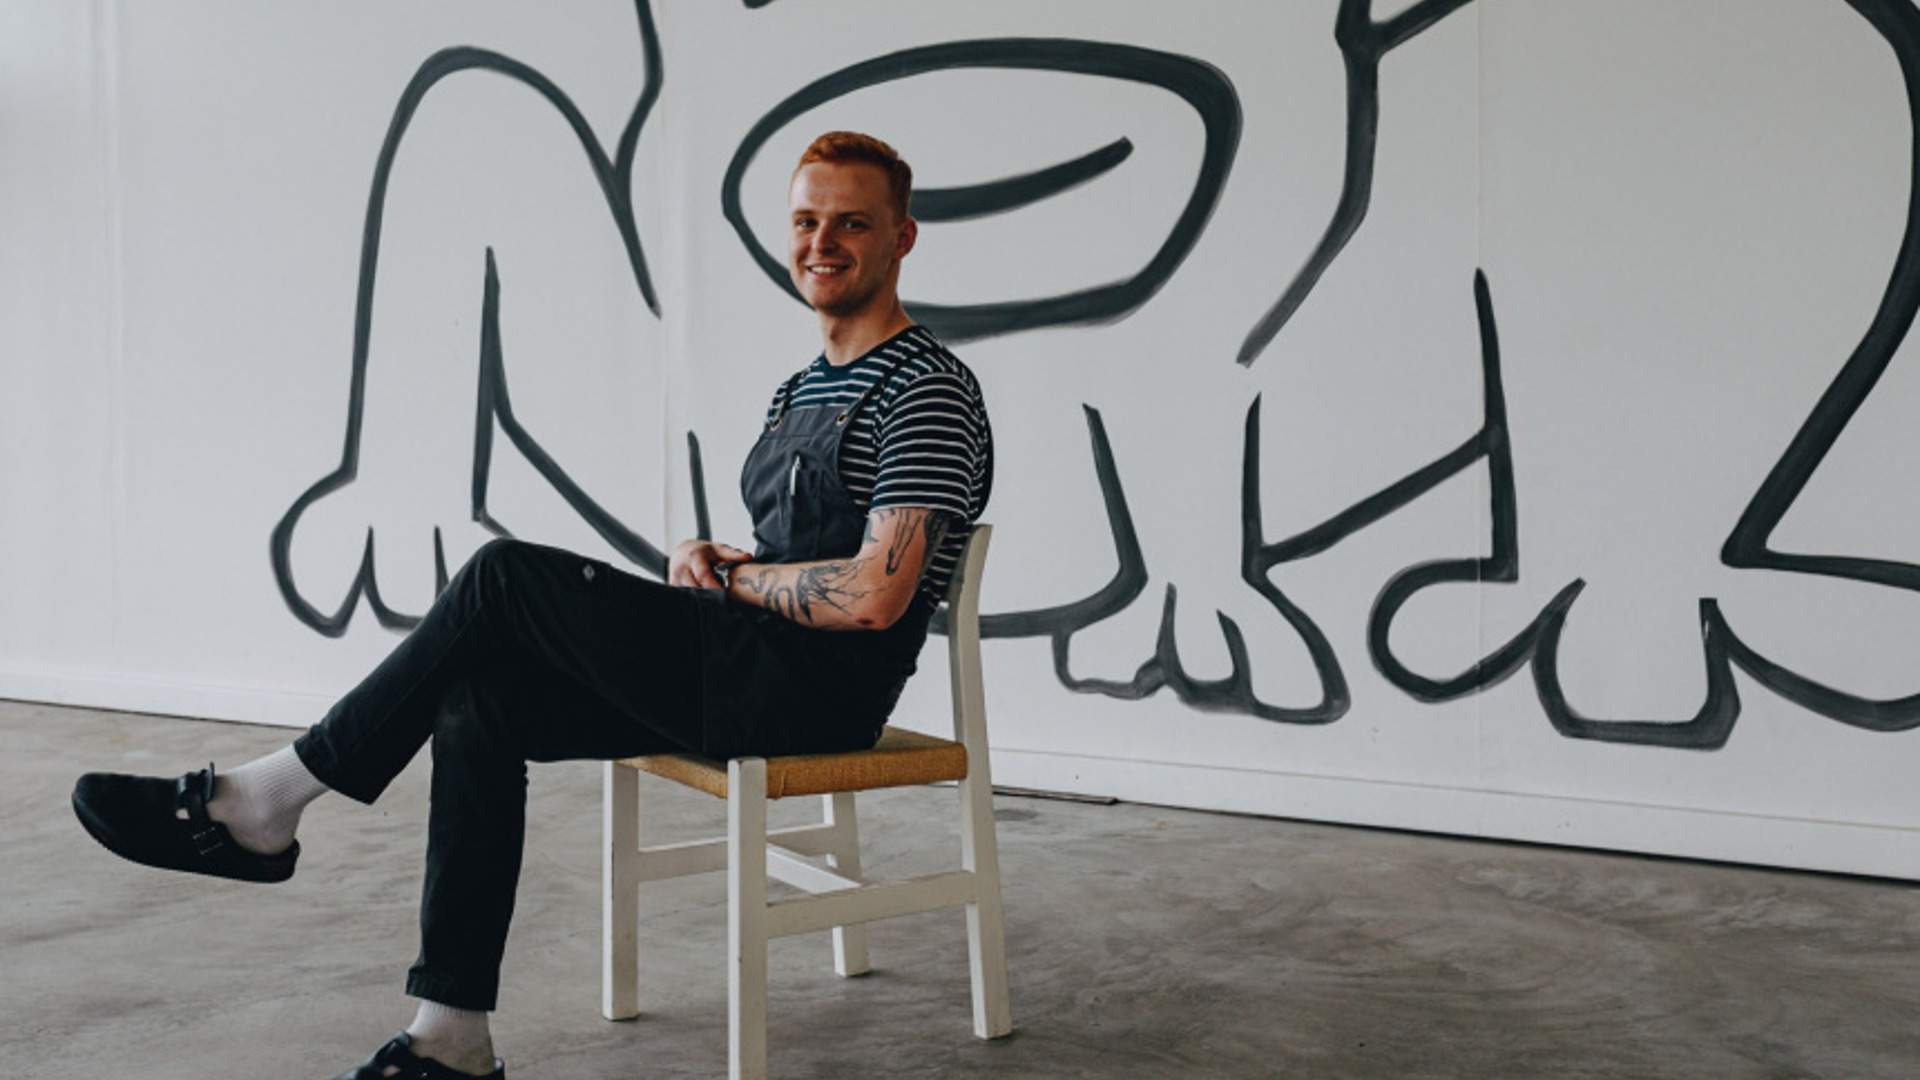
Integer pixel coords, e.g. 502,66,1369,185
5,700,1918,1079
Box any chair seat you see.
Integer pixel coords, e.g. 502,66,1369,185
617,726,969,800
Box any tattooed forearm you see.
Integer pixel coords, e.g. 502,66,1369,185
735,551,880,628
730,509,960,630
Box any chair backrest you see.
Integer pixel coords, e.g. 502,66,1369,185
941,523,993,752
939,522,991,611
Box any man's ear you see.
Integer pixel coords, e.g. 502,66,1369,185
895,216,918,260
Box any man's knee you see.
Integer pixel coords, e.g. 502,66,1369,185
431,679,521,758
467,537,552,593
436,537,532,621
470,536,521,571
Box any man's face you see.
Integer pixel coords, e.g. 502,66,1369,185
787,161,915,318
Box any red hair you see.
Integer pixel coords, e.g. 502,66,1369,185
794,131,912,222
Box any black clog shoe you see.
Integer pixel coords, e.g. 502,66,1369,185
331,1031,506,1079
71,761,300,883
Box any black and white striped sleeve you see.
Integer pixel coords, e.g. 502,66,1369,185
869,369,984,520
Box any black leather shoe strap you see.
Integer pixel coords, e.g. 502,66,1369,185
336,1032,504,1079
175,764,226,856
176,763,215,826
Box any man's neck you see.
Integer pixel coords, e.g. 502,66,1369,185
818,301,914,367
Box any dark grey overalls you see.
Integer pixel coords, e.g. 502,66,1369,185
691,349,938,754
290,352,937,1011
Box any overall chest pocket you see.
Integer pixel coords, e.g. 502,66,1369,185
743,404,870,563
785,448,829,558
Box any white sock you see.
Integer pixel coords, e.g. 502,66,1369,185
204,745,331,855
406,998,496,1073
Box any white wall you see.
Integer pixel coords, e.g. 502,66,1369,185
6,0,1917,879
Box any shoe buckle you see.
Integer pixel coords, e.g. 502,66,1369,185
190,825,226,856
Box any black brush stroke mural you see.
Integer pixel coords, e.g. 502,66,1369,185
270,0,1920,752
911,137,1135,224
1529,588,1744,748
1240,0,1920,746
1297,270,1740,748
1238,0,1474,368
269,1,708,635
720,38,1241,343
1169,387,1352,722
1711,0,1920,733
1520,0,1920,743
471,248,678,568
687,431,713,542
1361,269,1544,703
924,385,1354,723
955,0,1920,743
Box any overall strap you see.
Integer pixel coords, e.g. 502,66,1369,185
835,349,915,428
766,368,808,430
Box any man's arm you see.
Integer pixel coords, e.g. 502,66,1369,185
725,506,954,630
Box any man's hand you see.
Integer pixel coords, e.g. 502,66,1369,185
669,538,754,590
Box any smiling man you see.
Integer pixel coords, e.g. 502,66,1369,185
677,132,992,631
71,130,992,1079
669,129,995,774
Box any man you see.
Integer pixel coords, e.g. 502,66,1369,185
70,131,992,1079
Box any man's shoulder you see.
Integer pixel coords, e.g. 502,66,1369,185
883,327,982,395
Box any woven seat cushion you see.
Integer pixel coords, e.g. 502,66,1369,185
618,726,969,800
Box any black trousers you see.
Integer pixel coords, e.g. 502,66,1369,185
291,537,720,1010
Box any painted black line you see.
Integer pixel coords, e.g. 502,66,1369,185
270,2,672,634
470,249,670,570
1242,1,1920,745
1237,0,1473,368
927,388,1353,723
688,431,713,541
1713,0,1920,731
1365,269,1547,701
1531,590,1742,749
1723,623,1920,732
931,404,1149,648
921,401,1336,714
1037,406,1164,698
911,137,1134,223
722,38,1240,342
1257,269,1738,745
432,526,450,596
1147,386,1350,722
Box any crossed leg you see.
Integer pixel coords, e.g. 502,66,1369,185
284,538,710,1074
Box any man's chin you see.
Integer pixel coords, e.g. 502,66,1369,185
804,290,878,319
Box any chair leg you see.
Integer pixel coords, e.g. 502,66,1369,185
822,791,872,976
728,759,769,1080
602,762,640,1020
959,766,1013,1038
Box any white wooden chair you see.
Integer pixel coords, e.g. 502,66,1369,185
601,523,1012,1079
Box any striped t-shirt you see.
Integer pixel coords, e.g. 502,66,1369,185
761,324,993,610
